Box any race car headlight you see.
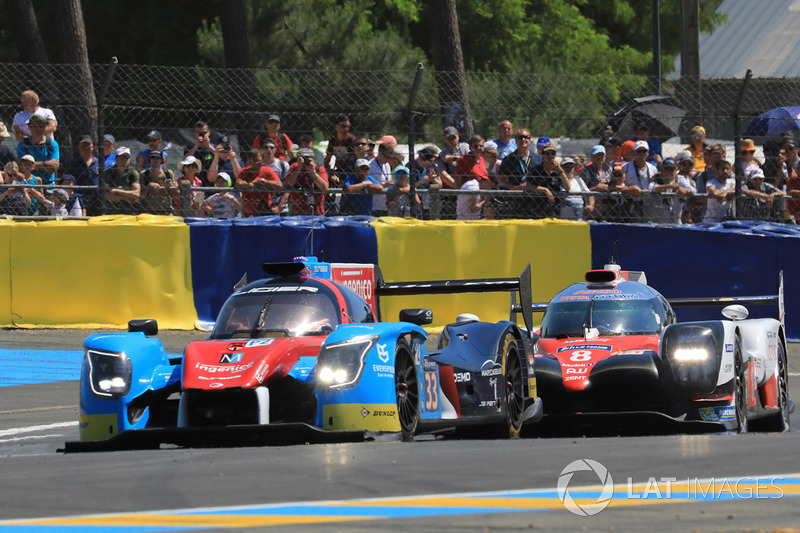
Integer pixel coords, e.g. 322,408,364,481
663,324,720,392
86,349,132,399
317,335,378,391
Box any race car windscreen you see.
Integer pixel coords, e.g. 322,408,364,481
211,282,341,339
540,296,668,338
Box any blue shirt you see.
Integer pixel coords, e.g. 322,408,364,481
342,175,380,215
17,138,59,184
65,155,99,187
492,138,517,160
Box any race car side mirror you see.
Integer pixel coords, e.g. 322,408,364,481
722,305,749,321
128,319,158,337
400,308,433,326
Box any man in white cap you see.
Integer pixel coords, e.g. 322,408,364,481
741,167,785,221
16,114,59,184
99,147,141,214
620,140,658,221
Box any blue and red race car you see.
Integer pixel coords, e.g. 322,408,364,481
72,258,542,450
532,262,791,433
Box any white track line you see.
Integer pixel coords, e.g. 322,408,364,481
0,421,76,438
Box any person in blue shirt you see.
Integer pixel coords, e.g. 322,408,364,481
16,114,59,184
340,158,382,215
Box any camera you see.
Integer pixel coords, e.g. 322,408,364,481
222,143,232,152
298,156,312,167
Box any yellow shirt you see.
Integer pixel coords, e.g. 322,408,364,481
683,144,706,172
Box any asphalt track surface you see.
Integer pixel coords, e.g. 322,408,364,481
0,329,799,532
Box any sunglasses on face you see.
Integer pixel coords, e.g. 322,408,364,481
338,123,351,129
516,135,531,140
636,149,648,153
267,120,280,124
692,133,705,138
358,165,370,170
396,172,409,178
543,151,556,156
743,149,756,153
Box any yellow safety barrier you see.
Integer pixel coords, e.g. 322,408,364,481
372,218,591,327
7,215,196,329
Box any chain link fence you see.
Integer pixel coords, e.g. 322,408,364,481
0,62,798,223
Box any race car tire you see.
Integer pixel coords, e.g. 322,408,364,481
395,339,419,442
761,342,790,432
489,332,524,439
734,336,748,434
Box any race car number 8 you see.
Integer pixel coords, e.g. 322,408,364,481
570,350,592,362
424,371,439,411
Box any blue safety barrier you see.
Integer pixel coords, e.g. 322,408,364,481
590,222,800,340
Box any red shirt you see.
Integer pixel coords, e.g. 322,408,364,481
287,162,328,215
454,154,488,187
252,133,293,161
237,165,281,217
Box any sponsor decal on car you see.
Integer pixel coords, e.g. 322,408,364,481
698,406,736,422
241,286,318,294
377,343,390,363
454,372,472,383
372,363,394,378
195,362,253,373
244,339,276,348
219,353,243,364
557,345,612,353
725,344,733,352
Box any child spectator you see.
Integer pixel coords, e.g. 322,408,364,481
175,155,204,217
59,174,86,216
29,187,69,216
203,172,242,219
387,165,419,217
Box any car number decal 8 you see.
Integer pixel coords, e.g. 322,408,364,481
570,350,592,362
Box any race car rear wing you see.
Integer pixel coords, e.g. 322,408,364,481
376,264,534,333
521,271,785,327
667,271,785,325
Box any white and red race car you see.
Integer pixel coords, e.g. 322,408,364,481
532,263,790,433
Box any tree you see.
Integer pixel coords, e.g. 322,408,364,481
429,0,473,136
54,0,97,144
5,0,47,64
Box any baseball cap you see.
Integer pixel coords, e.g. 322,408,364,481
691,125,706,135
52,189,68,202
0,120,9,138
711,144,726,154
392,165,410,178
297,148,315,159
418,146,438,160
116,147,131,156
484,140,498,153
375,135,397,146
536,136,551,147
145,129,162,140
148,151,165,160
103,134,115,144
612,162,625,173
78,135,93,145
267,114,280,122
591,145,606,155
443,126,459,137
748,168,765,179
19,154,35,163
215,172,232,187
560,157,575,166
676,150,694,162
634,140,649,152
180,155,199,166
26,114,46,127
355,158,371,169
662,158,676,168
60,174,76,183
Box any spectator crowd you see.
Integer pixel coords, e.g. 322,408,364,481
2,89,799,224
